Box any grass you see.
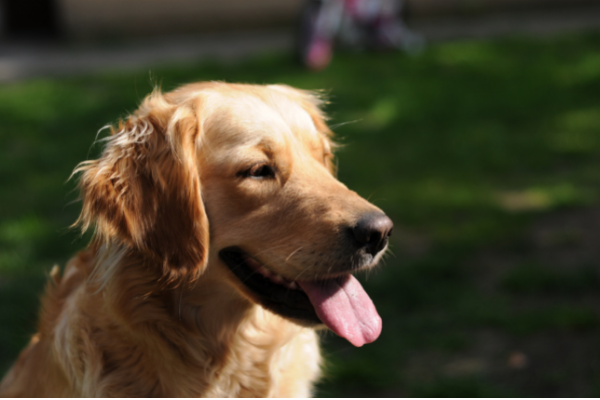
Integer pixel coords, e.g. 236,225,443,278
2,30,600,396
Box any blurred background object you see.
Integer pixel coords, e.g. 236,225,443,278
295,0,425,71
1,0,600,80
1,0,300,39
1,0,61,40
0,0,597,40
2,0,600,397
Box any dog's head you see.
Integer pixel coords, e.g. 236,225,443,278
76,82,393,346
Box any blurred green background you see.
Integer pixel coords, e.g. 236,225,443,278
2,31,600,397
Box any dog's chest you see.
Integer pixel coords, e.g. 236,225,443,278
203,315,322,397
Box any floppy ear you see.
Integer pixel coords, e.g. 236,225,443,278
74,91,208,281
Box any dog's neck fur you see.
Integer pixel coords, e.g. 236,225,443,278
40,243,321,397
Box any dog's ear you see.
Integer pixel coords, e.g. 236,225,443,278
74,91,208,281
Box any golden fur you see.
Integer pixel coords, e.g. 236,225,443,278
0,82,388,397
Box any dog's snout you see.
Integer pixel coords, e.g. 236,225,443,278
352,213,394,256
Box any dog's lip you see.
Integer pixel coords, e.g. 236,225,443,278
219,247,322,325
239,252,352,285
240,253,301,290
222,247,350,286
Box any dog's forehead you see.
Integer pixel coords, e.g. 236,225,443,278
203,90,324,152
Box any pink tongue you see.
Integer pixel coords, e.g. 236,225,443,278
298,275,382,347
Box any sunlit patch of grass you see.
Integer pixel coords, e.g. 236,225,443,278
363,97,398,130
496,183,593,212
556,52,600,85
549,107,600,154
0,216,51,244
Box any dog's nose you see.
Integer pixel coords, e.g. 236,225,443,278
352,213,394,256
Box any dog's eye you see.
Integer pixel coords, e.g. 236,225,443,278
242,163,275,179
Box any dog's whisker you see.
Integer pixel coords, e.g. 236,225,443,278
285,246,304,264
328,119,362,130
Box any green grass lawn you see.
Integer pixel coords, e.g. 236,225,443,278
2,31,600,396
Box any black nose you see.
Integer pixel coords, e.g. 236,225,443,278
352,213,394,256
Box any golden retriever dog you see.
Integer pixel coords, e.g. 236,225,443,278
0,82,393,397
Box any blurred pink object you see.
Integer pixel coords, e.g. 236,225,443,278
296,0,424,70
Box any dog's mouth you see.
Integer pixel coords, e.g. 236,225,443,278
219,247,382,347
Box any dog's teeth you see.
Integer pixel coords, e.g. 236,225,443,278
258,267,271,277
272,274,284,283
288,281,298,290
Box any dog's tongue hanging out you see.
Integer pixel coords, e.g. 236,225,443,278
298,275,382,347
